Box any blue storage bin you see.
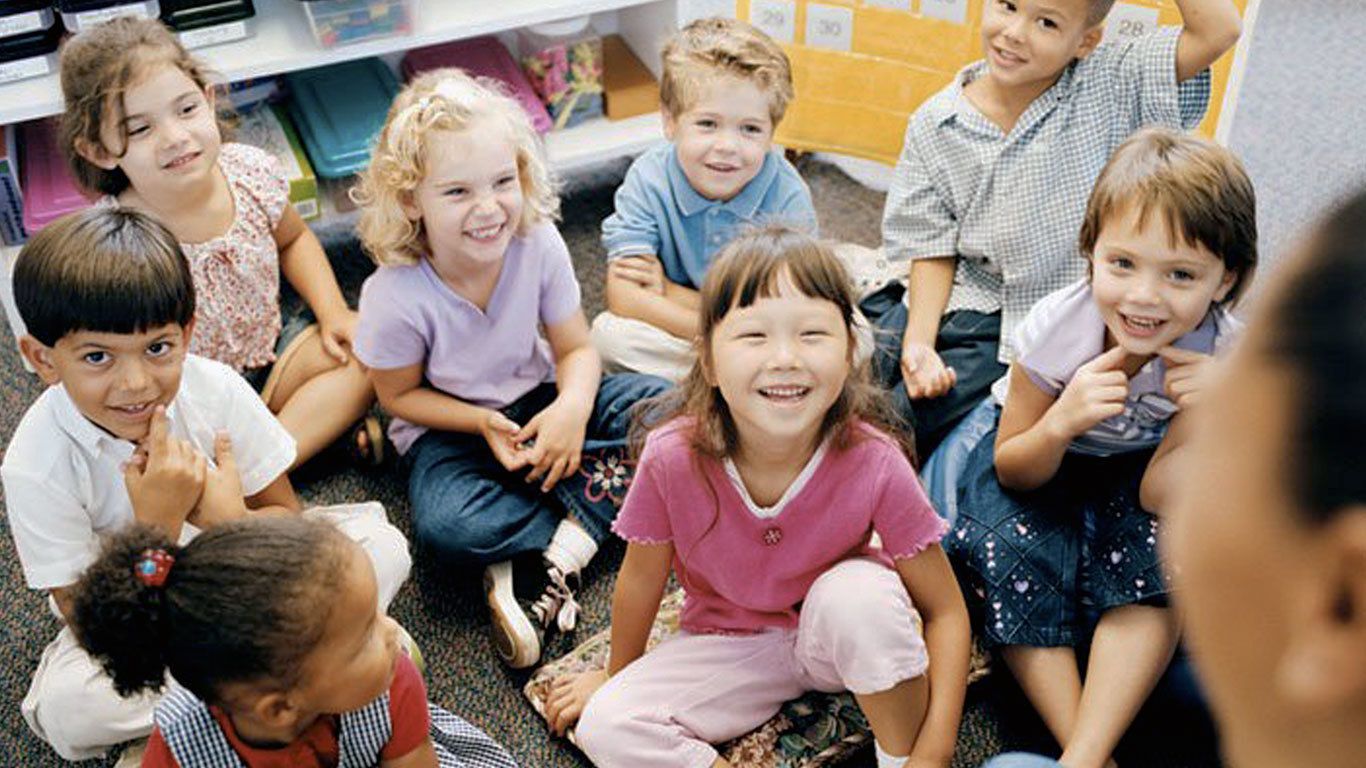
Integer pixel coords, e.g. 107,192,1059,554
285,57,398,179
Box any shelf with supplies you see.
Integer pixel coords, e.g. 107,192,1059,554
0,0,682,125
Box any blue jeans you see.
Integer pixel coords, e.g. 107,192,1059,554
404,374,669,567
863,282,1007,458
922,398,999,526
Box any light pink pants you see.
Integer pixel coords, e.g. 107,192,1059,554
577,558,928,768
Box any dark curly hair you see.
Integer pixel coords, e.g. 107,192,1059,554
70,516,350,703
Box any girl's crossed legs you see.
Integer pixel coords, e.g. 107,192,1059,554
577,558,930,768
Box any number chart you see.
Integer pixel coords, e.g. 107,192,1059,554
715,0,1254,164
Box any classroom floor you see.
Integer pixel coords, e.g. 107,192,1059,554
0,158,1223,767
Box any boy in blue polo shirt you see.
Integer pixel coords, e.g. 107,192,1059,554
591,17,816,381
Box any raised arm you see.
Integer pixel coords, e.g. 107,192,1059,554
1173,0,1242,82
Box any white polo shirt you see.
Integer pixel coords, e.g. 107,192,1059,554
2,354,296,590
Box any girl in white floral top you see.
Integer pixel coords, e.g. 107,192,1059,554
57,17,380,468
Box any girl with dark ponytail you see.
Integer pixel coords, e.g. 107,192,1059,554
72,515,516,767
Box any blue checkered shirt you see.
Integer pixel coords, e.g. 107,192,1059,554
154,684,518,767
882,26,1211,363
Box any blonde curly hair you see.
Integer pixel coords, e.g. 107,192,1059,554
353,68,559,267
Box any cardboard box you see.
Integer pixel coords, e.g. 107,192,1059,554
234,104,321,221
602,35,658,121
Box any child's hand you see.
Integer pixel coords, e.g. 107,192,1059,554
609,256,665,296
515,398,590,492
481,411,532,472
124,406,206,533
188,431,249,530
901,340,957,399
1160,346,1216,409
318,309,359,365
546,668,609,736
1048,345,1130,438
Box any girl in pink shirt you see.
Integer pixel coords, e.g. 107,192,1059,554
547,227,971,768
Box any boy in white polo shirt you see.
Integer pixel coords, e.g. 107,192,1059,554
2,208,411,762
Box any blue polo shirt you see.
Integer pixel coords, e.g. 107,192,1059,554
601,142,817,289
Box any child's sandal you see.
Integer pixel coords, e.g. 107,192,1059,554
349,415,386,467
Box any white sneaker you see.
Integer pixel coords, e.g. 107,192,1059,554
484,561,541,669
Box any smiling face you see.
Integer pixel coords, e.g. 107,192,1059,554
28,323,191,442
87,63,221,197
664,75,775,202
1089,203,1236,356
403,121,524,276
706,273,851,454
979,0,1102,93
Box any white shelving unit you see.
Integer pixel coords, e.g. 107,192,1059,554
0,0,682,125
0,0,692,354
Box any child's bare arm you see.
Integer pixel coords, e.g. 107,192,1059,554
274,205,357,363
896,544,969,766
245,472,301,515
1140,409,1194,514
380,739,438,768
369,364,532,472
605,257,701,340
546,541,673,734
901,258,957,399
1173,0,1242,82
995,346,1130,490
515,310,602,491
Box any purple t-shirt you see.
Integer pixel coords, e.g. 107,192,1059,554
613,418,947,635
353,222,581,453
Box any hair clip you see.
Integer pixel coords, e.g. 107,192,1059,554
134,548,175,588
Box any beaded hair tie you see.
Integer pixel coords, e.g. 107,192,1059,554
134,548,175,588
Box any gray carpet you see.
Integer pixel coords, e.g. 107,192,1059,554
0,158,1219,767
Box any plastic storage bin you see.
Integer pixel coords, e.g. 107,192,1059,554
297,0,411,49
0,0,58,39
57,0,160,32
0,18,61,86
518,16,604,130
161,0,255,49
401,36,552,135
18,119,93,234
285,57,398,179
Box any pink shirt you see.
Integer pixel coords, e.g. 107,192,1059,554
102,143,289,371
614,419,947,634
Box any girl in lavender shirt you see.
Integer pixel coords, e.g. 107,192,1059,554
351,70,667,671
946,129,1259,768
545,227,970,768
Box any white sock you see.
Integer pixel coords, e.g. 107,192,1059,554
544,518,598,575
874,741,908,768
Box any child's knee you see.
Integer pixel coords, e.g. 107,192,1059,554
25,668,152,761
307,502,412,606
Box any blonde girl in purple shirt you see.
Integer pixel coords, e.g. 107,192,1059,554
546,226,970,768
351,69,667,671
